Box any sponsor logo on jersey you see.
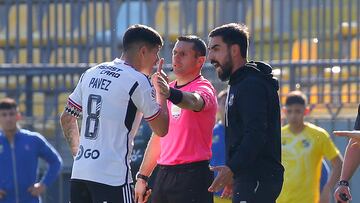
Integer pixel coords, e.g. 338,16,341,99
75,145,100,160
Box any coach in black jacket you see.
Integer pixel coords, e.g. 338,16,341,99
207,23,284,203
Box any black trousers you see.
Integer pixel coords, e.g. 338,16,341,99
151,160,214,203
232,179,283,203
70,179,134,203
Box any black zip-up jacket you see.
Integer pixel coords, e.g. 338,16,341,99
225,61,284,181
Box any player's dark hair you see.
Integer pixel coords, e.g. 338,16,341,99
177,35,207,57
209,23,249,58
285,91,307,106
0,97,18,110
123,24,163,51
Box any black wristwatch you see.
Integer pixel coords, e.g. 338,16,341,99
136,172,149,182
338,180,349,187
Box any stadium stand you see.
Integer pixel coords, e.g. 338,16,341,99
0,4,37,47
34,3,77,46
88,47,112,64
80,2,110,45
50,48,80,64
13,48,41,64
351,38,360,59
192,0,217,37
292,38,318,61
94,1,148,45
0,49,4,63
155,1,182,42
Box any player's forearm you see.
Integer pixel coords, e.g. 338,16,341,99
340,139,360,181
138,134,161,177
326,156,343,189
175,91,204,111
60,112,80,156
150,98,169,137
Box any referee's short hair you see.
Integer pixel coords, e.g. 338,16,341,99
123,24,163,51
209,23,249,59
177,35,207,57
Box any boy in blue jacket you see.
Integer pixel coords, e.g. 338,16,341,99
0,97,62,203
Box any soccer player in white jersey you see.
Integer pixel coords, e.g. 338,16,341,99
60,24,169,203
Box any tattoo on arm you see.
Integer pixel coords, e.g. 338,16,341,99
60,113,80,156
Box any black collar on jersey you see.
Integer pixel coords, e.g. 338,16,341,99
174,75,201,89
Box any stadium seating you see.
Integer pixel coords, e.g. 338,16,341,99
350,38,360,59
13,48,42,64
0,4,37,47
340,21,358,37
155,1,182,42
33,3,77,46
88,47,112,64
292,38,318,61
33,92,45,117
341,82,359,103
50,48,79,64
95,1,149,45
246,0,271,33
190,0,217,37
79,2,110,45
116,1,148,40
0,49,4,64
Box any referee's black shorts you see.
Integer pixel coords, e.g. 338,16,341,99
151,160,214,203
70,179,134,203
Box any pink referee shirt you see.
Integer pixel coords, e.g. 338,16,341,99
158,75,217,165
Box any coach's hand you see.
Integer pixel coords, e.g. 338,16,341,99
0,189,6,199
208,165,233,193
221,183,233,199
334,185,351,203
28,182,46,197
135,179,151,203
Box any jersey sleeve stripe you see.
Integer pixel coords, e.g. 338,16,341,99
68,98,82,110
129,82,139,96
144,108,161,121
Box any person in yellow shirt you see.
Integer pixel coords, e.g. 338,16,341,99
277,91,343,203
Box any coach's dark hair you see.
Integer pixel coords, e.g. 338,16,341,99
0,97,18,110
209,23,249,58
285,91,307,106
123,24,163,51
177,35,207,57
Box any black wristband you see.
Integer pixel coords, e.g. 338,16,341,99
136,172,149,182
168,87,183,104
338,180,349,187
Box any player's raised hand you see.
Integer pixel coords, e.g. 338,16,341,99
157,58,164,73
152,58,170,101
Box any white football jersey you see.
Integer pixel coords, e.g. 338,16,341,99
68,58,160,186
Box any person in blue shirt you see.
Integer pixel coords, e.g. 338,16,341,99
210,90,230,203
0,97,62,203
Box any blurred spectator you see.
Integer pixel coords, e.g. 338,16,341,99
0,97,62,203
210,89,231,203
277,91,343,203
333,104,360,202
